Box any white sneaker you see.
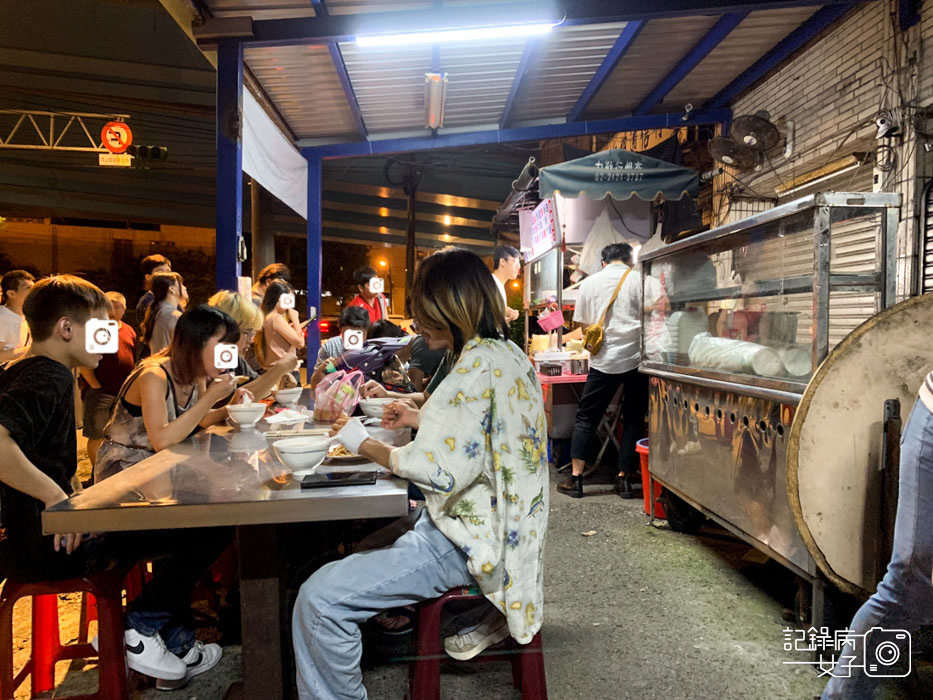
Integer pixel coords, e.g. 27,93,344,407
443,610,510,661
155,641,223,691
123,629,187,681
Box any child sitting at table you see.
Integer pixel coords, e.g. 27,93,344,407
95,304,252,481
0,276,230,688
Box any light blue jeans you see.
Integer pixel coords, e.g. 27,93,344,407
292,510,474,700
822,398,933,699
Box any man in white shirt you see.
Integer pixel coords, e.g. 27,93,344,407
0,270,35,364
557,244,662,499
491,246,521,323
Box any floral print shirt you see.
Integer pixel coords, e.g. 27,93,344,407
389,337,549,643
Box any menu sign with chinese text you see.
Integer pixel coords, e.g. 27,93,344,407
529,197,559,261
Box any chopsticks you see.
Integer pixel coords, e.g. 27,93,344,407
264,428,331,438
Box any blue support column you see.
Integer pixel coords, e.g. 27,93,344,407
216,39,244,291
306,154,323,361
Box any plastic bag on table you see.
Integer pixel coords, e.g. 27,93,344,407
313,369,364,422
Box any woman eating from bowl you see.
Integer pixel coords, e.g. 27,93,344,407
207,290,300,399
291,247,549,700
95,305,253,481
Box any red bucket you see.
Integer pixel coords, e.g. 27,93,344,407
636,438,665,519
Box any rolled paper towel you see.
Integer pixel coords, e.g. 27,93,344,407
688,332,783,377
778,347,812,377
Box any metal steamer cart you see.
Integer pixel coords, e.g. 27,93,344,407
638,192,901,624
514,147,701,459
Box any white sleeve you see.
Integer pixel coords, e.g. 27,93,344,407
572,284,589,325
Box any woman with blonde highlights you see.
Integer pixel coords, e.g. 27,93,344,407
291,247,549,700
207,291,299,398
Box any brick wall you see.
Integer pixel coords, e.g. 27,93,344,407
714,1,933,298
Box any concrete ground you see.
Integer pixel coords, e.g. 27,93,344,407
10,456,932,699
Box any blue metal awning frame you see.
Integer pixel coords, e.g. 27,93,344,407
211,0,865,358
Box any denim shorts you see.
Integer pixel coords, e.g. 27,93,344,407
82,389,116,439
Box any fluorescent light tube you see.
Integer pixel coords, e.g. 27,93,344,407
356,22,553,47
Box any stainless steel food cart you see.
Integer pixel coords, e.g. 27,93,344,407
638,191,900,624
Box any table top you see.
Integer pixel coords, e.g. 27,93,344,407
43,415,409,535
537,373,588,385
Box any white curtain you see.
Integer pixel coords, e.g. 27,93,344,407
242,90,308,220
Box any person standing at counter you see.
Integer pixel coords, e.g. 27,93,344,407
0,277,229,688
346,266,388,324
0,270,35,364
292,247,548,699
134,254,172,328
821,372,933,699
558,243,662,499
491,245,521,323
141,272,187,358
250,262,291,307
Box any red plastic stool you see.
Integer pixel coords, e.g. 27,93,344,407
408,586,547,700
0,570,129,700
78,562,150,645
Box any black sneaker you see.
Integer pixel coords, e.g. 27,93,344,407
616,475,640,499
557,474,583,498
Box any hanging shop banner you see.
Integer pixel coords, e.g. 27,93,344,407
538,148,697,202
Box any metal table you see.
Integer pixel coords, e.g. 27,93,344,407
43,417,408,699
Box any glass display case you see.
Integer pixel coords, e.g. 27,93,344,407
640,192,900,399
524,246,563,309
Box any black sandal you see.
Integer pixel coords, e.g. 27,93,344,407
370,606,416,636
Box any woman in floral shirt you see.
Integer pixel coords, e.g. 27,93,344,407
292,247,549,700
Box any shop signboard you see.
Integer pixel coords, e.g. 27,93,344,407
528,197,559,261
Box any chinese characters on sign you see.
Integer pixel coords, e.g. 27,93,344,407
593,159,645,183
529,197,559,260
781,626,912,679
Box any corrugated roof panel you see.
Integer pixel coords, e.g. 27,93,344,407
207,0,318,20
245,45,359,139
662,7,818,109
339,43,434,132
440,40,527,127
509,22,629,123
325,0,431,14
585,15,719,117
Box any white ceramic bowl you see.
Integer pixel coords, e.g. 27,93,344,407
226,403,267,429
273,387,303,406
359,397,394,419
229,430,268,453
273,436,330,472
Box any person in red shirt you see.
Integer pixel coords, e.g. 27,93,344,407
346,266,388,324
78,291,137,467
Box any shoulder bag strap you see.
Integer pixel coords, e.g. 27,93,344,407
595,268,632,329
